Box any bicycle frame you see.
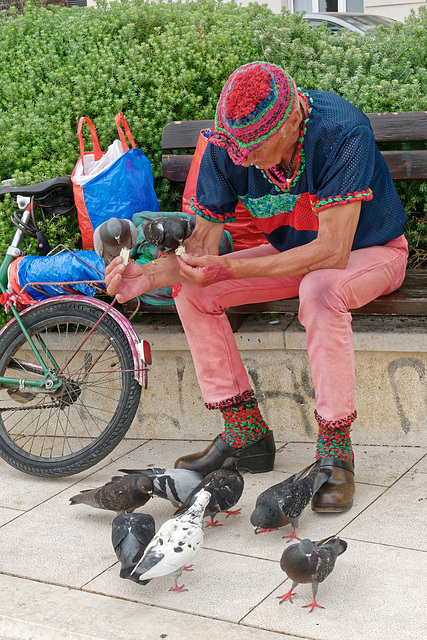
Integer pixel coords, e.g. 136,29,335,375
0,199,64,392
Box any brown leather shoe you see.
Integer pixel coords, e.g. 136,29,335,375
174,431,276,476
311,456,355,513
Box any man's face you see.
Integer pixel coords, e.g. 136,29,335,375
238,126,287,170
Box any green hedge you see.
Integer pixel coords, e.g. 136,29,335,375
0,0,426,266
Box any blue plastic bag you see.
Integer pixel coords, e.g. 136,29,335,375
15,251,105,301
72,114,160,250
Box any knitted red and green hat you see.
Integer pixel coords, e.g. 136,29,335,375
210,62,299,165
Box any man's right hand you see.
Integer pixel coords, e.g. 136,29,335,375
104,257,150,303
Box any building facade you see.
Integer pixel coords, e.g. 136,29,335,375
82,0,424,21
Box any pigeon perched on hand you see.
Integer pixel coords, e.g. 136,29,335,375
118,467,205,508
142,215,192,252
250,462,332,541
174,457,244,527
130,488,211,591
111,512,156,583
93,217,137,266
278,536,348,612
69,474,153,515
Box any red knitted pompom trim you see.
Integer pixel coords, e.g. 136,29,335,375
225,67,271,120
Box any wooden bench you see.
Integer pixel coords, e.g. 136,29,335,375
158,111,427,326
125,111,427,327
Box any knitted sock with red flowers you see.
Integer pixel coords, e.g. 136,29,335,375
220,398,270,449
314,410,357,462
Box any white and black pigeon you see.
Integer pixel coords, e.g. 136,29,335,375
142,215,192,252
250,462,332,541
174,457,244,527
93,217,137,266
69,474,153,515
118,467,205,508
278,536,348,612
111,512,156,583
130,488,211,591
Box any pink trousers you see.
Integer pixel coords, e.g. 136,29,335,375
174,235,408,421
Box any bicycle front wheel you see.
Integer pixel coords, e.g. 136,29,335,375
0,300,142,477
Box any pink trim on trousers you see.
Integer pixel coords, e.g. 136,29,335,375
174,235,408,421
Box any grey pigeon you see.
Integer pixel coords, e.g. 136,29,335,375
93,217,137,266
278,536,348,612
142,215,192,252
174,457,244,527
118,467,205,508
69,474,153,515
111,512,156,583
130,489,211,591
250,462,332,541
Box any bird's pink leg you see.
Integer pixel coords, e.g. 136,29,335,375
277,587,297,604
302,595,325,612
169,577,188,592
255,527,279,534
205,515,222,527
283,527,300,543
168,566,193,592
224,508,241,518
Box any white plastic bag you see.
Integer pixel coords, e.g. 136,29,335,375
72,139,124,186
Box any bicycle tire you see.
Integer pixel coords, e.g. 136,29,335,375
0,300,141,477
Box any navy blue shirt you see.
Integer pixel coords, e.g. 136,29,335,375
191,90,407,251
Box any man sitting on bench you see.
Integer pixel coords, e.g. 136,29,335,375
105,61,408,513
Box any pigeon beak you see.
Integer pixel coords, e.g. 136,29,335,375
254,526,261,535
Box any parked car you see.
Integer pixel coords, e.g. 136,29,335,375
302,12,396,35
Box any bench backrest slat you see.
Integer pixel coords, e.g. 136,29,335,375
162,111,427,182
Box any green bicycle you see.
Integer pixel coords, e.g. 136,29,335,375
0,177,151,477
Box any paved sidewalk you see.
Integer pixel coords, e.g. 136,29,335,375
0,438,426,640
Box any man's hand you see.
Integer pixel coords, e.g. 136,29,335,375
177,253,234,287
104,257,150,303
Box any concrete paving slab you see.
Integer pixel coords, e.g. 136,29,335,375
199,472,386,562
0,574,291,640
0,439,425,640
0,485,117,587
242,540,427,640
413,452,427,473
0,439,145,511
0,506,23,526
83,439,215,484
340,465,427,551
277,442,427,485
85,547,282,624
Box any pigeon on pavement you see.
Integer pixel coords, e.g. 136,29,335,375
118,467,205,508
142,215,192,252
111,512,156,583
278,536,348,612
174,457,244,527
130,488,211,591
250,462,332,540
93,217,137,266
69,474,153,515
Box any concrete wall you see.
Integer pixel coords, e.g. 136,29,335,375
130,314,427,449
364,0,423,20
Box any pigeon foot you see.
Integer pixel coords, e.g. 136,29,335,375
205,516,222,527
169,578,188,592
283,528,300,543
302,596,324,612
254,527,279,534
225,508,241,518
277,588,297,604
